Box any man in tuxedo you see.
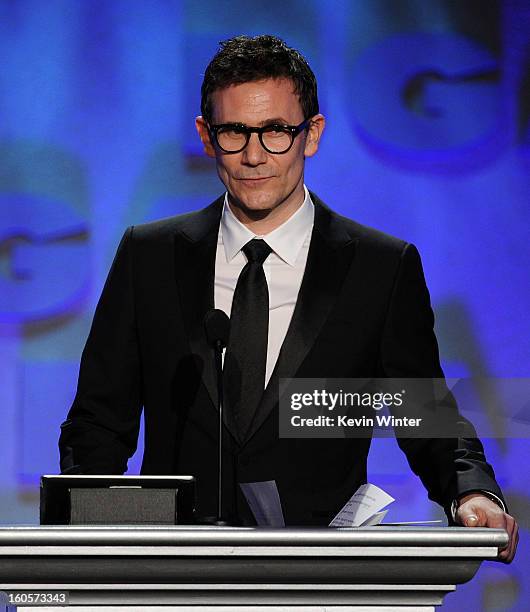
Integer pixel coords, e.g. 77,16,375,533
59,35,517,561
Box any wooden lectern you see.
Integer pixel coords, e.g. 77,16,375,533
0,525,507,611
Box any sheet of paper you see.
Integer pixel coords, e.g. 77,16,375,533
360,509,388,526
383,520,443,525
329,483,394,527
240,480,285,527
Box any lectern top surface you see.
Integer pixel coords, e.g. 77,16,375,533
0,525,509,549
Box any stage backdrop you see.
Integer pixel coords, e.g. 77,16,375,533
0,1,528,608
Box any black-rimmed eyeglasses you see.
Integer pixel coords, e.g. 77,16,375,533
208,119,310,154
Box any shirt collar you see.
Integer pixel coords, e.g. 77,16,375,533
221,185,314,266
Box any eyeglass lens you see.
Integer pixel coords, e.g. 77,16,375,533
217,126,293,153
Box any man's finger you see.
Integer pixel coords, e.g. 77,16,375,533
506,528,517,562
497,515,518,563
457,506,487,527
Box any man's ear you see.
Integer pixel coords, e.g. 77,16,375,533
195,116,216,157
304,114,325,158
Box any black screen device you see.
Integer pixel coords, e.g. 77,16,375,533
40,474,196,525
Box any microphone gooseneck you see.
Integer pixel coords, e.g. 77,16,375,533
203,309,232,526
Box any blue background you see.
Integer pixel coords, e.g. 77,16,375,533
0,1,529,608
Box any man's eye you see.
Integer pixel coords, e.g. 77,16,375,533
265,126,288,135
218,126,247,140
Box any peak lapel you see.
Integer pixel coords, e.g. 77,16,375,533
173,196,240,444
242,197,359,445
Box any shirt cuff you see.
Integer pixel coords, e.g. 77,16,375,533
450,490,506,522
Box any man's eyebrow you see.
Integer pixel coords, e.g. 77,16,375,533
259,117,290,126
219,117,291,126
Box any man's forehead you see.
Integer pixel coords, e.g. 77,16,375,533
222,76,295,90
210,78,303,121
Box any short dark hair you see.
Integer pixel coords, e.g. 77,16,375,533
201,35,319,124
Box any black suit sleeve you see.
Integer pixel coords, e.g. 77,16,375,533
379,242,505,516
59,227,142,474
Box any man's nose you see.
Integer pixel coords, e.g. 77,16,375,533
241,133,267,165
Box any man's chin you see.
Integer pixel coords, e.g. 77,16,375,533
228,193,277,218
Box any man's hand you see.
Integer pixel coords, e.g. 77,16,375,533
456,493,518,563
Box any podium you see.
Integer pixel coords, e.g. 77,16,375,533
0,525,507,611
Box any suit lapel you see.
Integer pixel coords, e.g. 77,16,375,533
243,195,358,445
173,196,240,443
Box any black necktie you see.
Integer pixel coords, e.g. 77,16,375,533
223,238,273,441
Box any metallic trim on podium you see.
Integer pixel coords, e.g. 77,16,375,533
0,526,507,610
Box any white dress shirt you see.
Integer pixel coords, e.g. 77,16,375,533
214,186,314,386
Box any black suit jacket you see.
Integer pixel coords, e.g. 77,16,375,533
59,193,504,525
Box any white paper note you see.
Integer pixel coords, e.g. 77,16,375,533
329,483,395,527
360,509,388,526
240,480,285,527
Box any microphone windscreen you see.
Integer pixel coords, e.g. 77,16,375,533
204,308,230,348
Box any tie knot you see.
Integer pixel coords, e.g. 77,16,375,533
242,238,272,265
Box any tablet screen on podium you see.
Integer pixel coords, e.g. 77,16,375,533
40,475,196,525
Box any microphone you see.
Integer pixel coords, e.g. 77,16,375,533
203,309,232,526
204,308,230,349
